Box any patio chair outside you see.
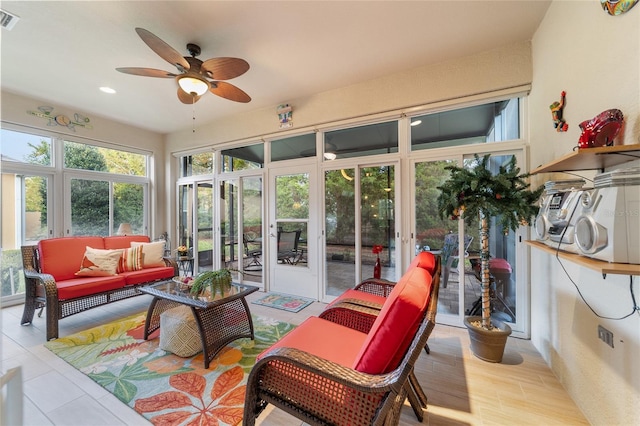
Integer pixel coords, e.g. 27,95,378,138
277,230,300,264
441,233,472,288
243,233,262,271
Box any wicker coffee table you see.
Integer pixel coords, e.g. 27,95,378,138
140,279,259,368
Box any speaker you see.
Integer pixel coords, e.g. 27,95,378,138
574,184,640,264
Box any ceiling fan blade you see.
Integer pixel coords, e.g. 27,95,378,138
116,67,177,78
177,87,201,104
201,58,250,80
210,81,251,103
135,27,190,71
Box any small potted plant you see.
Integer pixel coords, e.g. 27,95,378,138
437,154,543,362
176,245,189,257
189,268,237,298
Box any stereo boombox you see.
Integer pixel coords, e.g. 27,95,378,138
535,170,640,264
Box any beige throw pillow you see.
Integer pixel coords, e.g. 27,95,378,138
131,241,166,268
76,247,123,277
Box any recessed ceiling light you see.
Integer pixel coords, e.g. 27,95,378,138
100,87,116,94
410,120,422,127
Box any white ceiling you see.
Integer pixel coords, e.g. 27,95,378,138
0,1,551,135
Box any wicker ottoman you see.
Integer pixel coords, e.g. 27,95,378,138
159,305,202,357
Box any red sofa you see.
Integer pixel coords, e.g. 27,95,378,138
20,235,177,340
244,258,434,425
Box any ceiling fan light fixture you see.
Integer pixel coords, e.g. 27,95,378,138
177,74,210,96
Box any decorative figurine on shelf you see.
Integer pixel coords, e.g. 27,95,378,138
549,91,568,132
577,109,624,149
372,244,383,279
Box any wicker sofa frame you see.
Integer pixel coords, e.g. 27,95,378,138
20,244,178,341
244,313,433,426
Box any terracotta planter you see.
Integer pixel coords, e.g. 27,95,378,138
464,316,512,363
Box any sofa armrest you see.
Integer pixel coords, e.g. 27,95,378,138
162,256,179,275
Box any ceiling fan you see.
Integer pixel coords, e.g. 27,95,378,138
116,28,250,104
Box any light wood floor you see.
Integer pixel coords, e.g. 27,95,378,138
1,292,588,425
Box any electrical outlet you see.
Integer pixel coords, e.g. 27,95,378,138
597,325,614,348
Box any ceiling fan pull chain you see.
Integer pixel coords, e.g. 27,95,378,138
192,96,196,133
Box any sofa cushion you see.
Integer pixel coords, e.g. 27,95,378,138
103,235,150,249
56,275,126,300
76,247,123,277
119,266,175,286
352,266,432,374
257,316,367,367
117,246,144,273
131,241,166,268
409,251,437,275
38,237,105,281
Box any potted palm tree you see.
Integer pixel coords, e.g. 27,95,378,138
437,154,543,362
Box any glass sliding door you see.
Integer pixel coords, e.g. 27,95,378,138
178,183,195,273
412,150,526,333
462,152,524,328
241,176,263,285
178,181,214,275
324,164,397,298
196,182,214,273
324,168,356,296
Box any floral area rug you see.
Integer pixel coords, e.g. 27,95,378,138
251,292,314,313
44,312,294,425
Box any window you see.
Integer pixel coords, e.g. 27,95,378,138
64,141,147,175
1,127,152,304
411,97,520,150
271,133,316,162
221,143,263,172
325,121,398,159
180,152,214,177
1,128,53,166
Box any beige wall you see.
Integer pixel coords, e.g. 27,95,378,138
165,40,533,151
530,1,640,425
0,91,167,238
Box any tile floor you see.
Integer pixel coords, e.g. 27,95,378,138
1,291,588,425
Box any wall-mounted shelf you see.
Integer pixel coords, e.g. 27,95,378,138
531,143,640,174
526,241,640,276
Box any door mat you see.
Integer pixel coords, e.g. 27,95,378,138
252,292,314,313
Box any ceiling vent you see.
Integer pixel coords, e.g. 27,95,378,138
0,9,20,30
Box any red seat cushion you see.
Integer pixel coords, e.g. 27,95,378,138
120,266,175,285
56,275,126,300
257,316,367,368
352,266,432,374
489,258,512,273
38,237,105,281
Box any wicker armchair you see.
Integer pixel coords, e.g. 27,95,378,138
243,315,433,426
319,254,442,419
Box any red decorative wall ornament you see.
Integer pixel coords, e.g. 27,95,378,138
577,109,624,149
